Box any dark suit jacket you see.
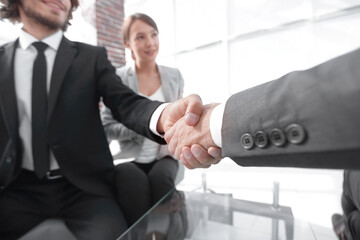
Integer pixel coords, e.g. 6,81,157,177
222,48,360,169
0,36,165,196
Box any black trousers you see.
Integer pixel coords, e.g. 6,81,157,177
342,170,360,240
115,157,178,225
0,170,127,240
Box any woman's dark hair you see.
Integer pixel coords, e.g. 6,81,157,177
122,13,158,44
0,0,79,31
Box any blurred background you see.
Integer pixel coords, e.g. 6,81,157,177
1,0,359,238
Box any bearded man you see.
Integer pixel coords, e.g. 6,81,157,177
0,1,202,239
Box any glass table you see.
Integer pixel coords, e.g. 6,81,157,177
116,186,325,240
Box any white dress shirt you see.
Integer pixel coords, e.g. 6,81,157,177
210,103,225,148
136,86,166,163
15,29,63,170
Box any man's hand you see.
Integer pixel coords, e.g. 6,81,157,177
180,145,222,169
158,98,223,169
157,94,203,134
164,103,221,162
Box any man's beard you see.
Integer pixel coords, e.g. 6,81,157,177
21,3,69,30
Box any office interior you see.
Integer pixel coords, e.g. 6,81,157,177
1,0,359,239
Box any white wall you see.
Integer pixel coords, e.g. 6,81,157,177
0,20,21,44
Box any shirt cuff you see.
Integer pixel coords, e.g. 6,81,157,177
210,103,225,148
150,103,170,137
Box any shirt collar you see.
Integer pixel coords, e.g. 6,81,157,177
18,29,63,51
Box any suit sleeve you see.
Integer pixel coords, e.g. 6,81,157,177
100,105,140,142
96,47,165,144
222,48,360,169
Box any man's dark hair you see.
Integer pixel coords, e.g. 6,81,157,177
0,0,80,31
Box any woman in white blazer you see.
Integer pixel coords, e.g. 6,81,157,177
101,13,184,227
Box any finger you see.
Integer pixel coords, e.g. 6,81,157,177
208,146,222,164
164,118,183,156
174,143,184,160
166,129,178,156
160,94,202,133
180,153,195,169
183,146,211,169
164,124,175,144
183,94,203,126
190,144,218,166
167,139,177,157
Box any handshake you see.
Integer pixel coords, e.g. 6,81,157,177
157,94,222,169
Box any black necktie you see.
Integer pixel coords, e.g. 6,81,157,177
32,42,49,179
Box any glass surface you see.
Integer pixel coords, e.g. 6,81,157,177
116,187,327,240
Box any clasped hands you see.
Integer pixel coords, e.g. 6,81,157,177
157,94,222,169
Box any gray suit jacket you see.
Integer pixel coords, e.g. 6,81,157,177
222,48,360,169
101,64,184,160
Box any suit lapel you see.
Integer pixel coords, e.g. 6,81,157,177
158,66,172,102
48,36,77,121
128,65,139,91
0,40,20,140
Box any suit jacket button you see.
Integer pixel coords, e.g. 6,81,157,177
286,124,306,144
241,133,254,149
254,131,268,148
0,186,4,191
270,128,286,147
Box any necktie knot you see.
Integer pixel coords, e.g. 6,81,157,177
32,42,48,53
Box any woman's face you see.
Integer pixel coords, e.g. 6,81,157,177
127,19,159,63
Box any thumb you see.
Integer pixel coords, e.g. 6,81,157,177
183,94,203,126
159,94,203,133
